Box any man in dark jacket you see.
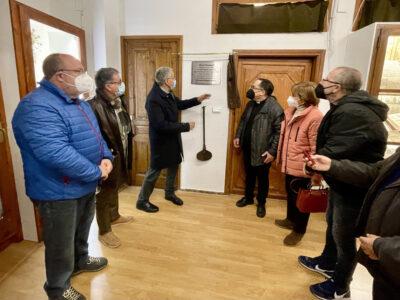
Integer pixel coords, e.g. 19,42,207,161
233,78,283,218
89,68,134,248
298,67,388,300
136,66,210,213
304,150,400,300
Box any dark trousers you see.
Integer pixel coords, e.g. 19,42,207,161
320,188,360,291
96,155,121,235
137,164,178,203
243,150,271,205
35,193,95,299
373,277,400,300
285,174,310,234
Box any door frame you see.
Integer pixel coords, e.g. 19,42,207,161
120,35,183,187
224,49,325,195
9,0,87,241
367,24,400,96
367,24,400,149
9,0,87,98
0,80,23,251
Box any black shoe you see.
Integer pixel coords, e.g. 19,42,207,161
236,197,254,207
165,195,184,206
136,201,159,213
256,205,266,218
73,256,108,276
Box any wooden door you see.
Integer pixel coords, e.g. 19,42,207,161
121,36,183,188
228,57,313,199
0,80,23,251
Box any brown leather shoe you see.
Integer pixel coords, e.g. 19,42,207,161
274,218,294,230
99,231,121,248
283,231,304,246
111,215,134,226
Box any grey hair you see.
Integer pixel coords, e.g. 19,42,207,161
333,67,363,94
155,67,173,85
43,53,64,79
95,67,119,90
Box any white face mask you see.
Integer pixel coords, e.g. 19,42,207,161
168,79,176,90
79,88,96,101
62,72,95,94
287,96,299,108
117,82,125,96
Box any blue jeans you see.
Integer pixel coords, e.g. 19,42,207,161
137,165,178,203
35,192,95,299
320,189,360,291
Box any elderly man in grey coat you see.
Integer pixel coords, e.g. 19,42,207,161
136,66,210,213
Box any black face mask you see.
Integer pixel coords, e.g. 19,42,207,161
315,84,327,99
315,83,337,99
246,89,255,100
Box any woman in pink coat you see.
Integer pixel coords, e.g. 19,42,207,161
275,81,323,246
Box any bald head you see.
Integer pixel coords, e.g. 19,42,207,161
330,67,362,94
43,53,85,98
42,53,82,80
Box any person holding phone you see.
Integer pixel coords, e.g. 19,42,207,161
275,81,323,246
298,67,388,300
304,151,400,300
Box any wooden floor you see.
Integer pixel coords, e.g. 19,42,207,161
0,187,372,300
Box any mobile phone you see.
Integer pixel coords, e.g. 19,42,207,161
303,150,315,166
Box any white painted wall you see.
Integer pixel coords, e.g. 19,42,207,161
344,23,378,89
85,0,124,72
180,55,229,192
344,22,400,90
0,0,92,241
122,0,358,192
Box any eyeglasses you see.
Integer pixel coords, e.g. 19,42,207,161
322,78,340,85
58,69,85,74
251,85,263,91
107,81,122,85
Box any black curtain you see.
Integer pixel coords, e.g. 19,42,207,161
217,0,328,34
359,0,400,29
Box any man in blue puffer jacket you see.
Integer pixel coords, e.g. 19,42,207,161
12,53,113,300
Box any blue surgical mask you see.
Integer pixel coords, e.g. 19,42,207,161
117,82,125,96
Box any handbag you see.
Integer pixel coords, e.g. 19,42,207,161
296,185,328,213
290,179,328,213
